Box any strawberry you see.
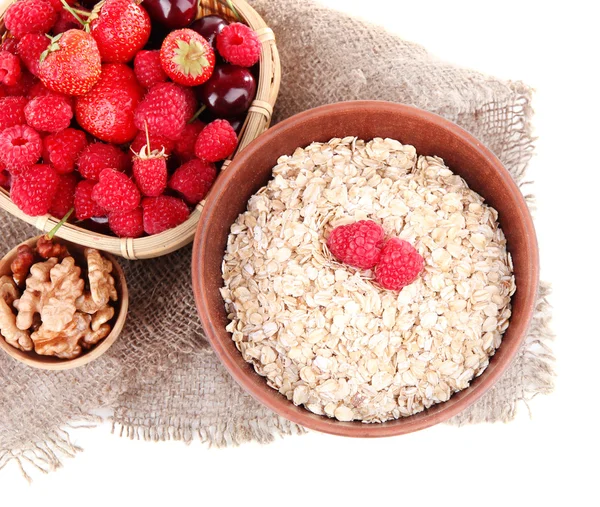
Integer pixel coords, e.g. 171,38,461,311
89,0,151,63
38,29,101,96
132,130,168,197
160,29,215,86
75,63,144,144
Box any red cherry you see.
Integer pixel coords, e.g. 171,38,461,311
197,64,256,117
189,15,229,50
142,0,198,29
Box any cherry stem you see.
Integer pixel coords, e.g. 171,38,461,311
60,0,88,29
188,105,206,124
72,7,91,16
224,0,242,22
46,208,74,240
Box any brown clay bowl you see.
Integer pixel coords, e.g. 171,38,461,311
192,101,539,437
0,236,128,370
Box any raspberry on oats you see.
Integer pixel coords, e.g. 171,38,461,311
374,238,424,291
327,220,385,270
0,124,42,174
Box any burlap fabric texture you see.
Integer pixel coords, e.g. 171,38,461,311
0,0,555,480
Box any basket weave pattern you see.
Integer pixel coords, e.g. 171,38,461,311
0,0,280,259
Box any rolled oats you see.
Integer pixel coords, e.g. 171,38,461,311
221,137,515,423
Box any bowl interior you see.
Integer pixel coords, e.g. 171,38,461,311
0,237,128,370
193,101,539,436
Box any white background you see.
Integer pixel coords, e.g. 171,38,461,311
2,0,599,504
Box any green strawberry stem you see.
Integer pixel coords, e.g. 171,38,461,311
188,105,206,124
72,7,92,16
60,0,90,31
46,208,74,240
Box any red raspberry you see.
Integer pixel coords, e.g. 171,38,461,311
108,207,143,238
169,159,216,205
130,130,174,156
77,142,129,181
42,128,87,174
194,119,237,162
4,0,58,39
374,238,424,291
52,7,85,35
2,70,36,96
92,168,140,212
173,121,204,162
74,179,105,220
0,124,42,174
49,172,79,217
27,81,73,107
216,23,261,68
142,195,189,235
0,96,27,132
25,94,73,132
133,50,167,88
133,82,195,140
0,51,21,86
16,33,49,76
180,86,197,118
327,220,385,270
132,146,168,197
11,163,59,216
0,36,19,55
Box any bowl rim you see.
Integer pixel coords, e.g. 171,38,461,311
0,236,128,370
192,100,539,436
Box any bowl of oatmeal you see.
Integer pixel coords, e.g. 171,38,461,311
192,101,539,436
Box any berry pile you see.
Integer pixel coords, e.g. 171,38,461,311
0,0,261,238
327,220,424,291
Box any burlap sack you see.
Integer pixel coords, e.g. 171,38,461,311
0,0,555,480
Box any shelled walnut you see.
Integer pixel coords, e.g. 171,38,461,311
1,237,120,360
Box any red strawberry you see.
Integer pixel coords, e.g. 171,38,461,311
75,63,144,143
49,172,79,217
108,207,143,238
160,29,215,86
142,195,189,235
168,159,216,205
16,33,49,76
89,0,151,63
0,124,42,174
11,164,59,216
0,96,28,132
133,82,195,140
132,133,168,197
38,29,101,96
25,93,73,132
133,50,167,88
74,179,106,220
4,0,57,39
42,128,87,174
77,142,130,181
173,121,204,162
0,51,21,86
92,168,140,212
130,130,174,156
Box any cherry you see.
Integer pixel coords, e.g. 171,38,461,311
197,64,256,117
142,0,198,30
227,116,244,135
189,15,229,50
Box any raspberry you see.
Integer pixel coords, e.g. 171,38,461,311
16,33,49,76
169,159,216,205
108,208,143,238
77,142,129,181
142,195,189,235
133,50,167,88
74,179,105,220
0,96,27,132
92,168,140,212
25,94,73,132
42,128,87,174
327,220,385,270
0,36,19,55
4,0,58,39
130,130,174,156
194,119,237,162
52,7,85,35
216,23,261,68
0,51,21,86
0,124,42,174
374,238,424,291
132,153,167,197
2,71,36,96
173,121,204,162
27,81,72,107
10,163,59,216
133,82,195,140
49,172,78,217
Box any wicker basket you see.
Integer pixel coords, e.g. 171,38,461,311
0,0,280,259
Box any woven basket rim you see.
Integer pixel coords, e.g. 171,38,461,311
0,0,281,260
